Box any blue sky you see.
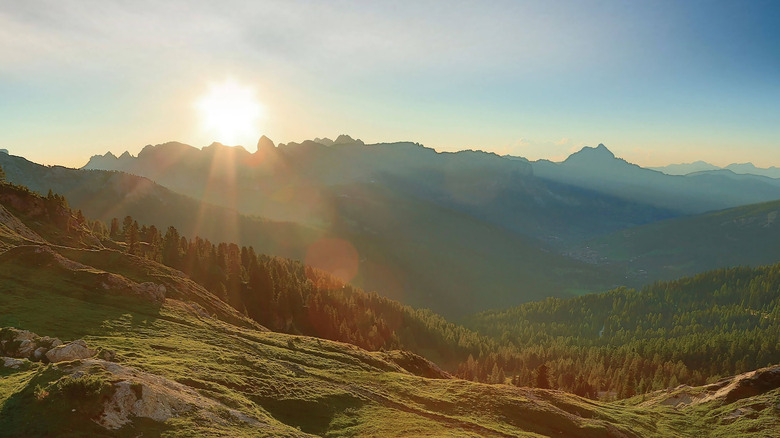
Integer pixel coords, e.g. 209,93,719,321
1,0,778,167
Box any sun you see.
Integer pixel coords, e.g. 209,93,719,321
196,79,264,146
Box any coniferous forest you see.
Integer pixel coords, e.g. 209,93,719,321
52,183,777,400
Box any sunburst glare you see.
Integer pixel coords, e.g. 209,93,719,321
196,78,264,146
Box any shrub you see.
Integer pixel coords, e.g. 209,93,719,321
54,374,114,417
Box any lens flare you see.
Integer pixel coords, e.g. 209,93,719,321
196,78,264,145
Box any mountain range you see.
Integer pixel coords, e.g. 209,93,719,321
1,175,778,436
0,138,777,318
652,160,780,178
531,144,780,214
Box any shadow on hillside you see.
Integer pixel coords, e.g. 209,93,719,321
252,393,363,436
0,277,163,342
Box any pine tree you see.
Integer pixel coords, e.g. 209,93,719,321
110,218,120,239
535,363,550,389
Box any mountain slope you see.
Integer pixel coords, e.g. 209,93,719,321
462,262,780,400
82,139,675,245
0,188,664,436
650,161,721,175
532,144,780,214
0,152,320,262
652,160,780,179
4,151,628,317
1,190,778,437
568,198,780,284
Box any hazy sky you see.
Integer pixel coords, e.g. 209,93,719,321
1,0,778,168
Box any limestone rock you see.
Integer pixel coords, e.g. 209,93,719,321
33,346,48,360
1,356,30,369
17,339,36,357
45,340,96,363
99,380,191,429
0,328,62,360
132,282,166,303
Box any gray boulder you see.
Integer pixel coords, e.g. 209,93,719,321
45,340,96,363
2,356,30,369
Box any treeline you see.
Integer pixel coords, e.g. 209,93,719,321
463,266,780,398
10,174,778,400
100,214,491,368
0,179,104,247
89,213,780,399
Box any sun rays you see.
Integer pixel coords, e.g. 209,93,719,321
196,79,264,146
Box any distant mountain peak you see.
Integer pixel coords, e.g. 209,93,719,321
118,151,133,160
593,143,615,157
256,135,275,151
333,134,364,146
313,137,334,146
565,144,616,162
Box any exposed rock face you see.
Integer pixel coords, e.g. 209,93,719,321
333,134,364,146
1,357,30,369
641,364,780,409
100,379,192,429
49,359,267,430
256,135,275,151
0,204,46,245
0,327,111,364
0,246,166,305
96,270,167,304
45,340,96,363
381,350,453,379
0,327,63,361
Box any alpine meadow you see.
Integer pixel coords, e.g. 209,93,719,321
1,2,779,437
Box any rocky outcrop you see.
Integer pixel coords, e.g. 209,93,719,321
45,339,96,363
51,359,269,431
96,270,167,304
0,246,166,305
0,327,111,364
381,350,453,379
0,204,46,246
1,357,30,369
0,327,63,361
640,364,780,409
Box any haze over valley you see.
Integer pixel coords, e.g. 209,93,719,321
1,1,779,436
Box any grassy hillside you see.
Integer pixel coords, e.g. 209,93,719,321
1,209,778,436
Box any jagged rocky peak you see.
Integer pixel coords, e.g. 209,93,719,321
256,135,275,151
313,137,334,146
118,151,134,160
564,143,616,163
203,142,250,155
333,134,364,146
588,143,615,158
83,150,123,169
138,141,197,158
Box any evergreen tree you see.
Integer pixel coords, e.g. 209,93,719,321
110,218,120,239
535,363,550,389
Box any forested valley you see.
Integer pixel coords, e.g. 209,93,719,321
47,179,777,400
